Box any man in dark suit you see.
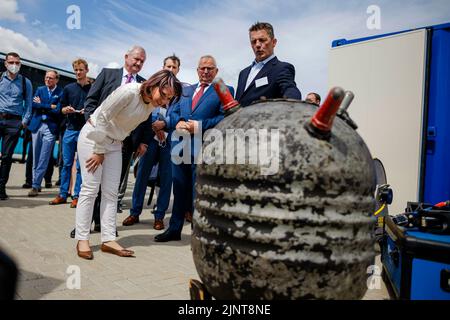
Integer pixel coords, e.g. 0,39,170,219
27,70,63,197
70,45,148,237
235,22,302,107
155,55,234,242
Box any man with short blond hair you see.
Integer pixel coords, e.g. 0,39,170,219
50,58,91,207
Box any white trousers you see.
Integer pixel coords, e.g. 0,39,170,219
75,122,122,242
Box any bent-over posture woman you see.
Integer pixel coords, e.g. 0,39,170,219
75,70,182,259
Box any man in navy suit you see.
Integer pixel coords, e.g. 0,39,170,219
155,55,234,242
27,70,63,197
123,55,182,230
235,22,302,107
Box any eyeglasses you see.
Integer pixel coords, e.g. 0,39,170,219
45,77,56,80
6,61,21,65
198,67,216,72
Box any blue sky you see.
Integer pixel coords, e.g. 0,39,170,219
1,0,449,97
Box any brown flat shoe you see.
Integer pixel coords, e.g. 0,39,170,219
122,215,139,226
49,196,67,205
70,198,78,208
153,219,164,230
76,242,93,260
101,243,135,257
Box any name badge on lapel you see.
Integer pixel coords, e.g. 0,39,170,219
255,77,268,88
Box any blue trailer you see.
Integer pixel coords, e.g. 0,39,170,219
329,22,450,214
329,23,450,300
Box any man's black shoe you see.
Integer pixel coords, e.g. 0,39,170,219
0,190,8,200
70,228,75,238
55,179,61,186
154,229,181,242
45,182,52,188
22,183,32,189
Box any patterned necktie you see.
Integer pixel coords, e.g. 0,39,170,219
125,74,133,84
191,83,207,110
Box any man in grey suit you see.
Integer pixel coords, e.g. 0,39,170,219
70,45,148,238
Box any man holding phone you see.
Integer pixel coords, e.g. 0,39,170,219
49,59,91,207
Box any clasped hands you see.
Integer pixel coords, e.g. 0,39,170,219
176,120,198,134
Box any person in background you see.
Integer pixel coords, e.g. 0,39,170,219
27,70,63,197
305,92,321,106
0,52,33,200
49,59,91,208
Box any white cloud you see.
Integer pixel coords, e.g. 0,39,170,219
31,19,41,26
86,62,100,79
87,0,449,97
0,26,65,63
0,0,25,22
1,0,449,100
106,62,121,69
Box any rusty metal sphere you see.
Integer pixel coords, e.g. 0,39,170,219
192,99,376,300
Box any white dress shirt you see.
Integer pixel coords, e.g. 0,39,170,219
121,68,138,85
245,54,276,91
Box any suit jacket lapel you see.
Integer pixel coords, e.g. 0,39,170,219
192,84,213,113
182,84,196,116
136,74,145,83
237,66,251,101
241,57,278,97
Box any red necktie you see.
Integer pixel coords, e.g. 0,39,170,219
191,83,207,110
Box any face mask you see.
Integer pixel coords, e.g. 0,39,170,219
6,63,21,74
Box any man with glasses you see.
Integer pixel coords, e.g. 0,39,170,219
27,70,63,197
0,52,33,200
154,55,234,242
